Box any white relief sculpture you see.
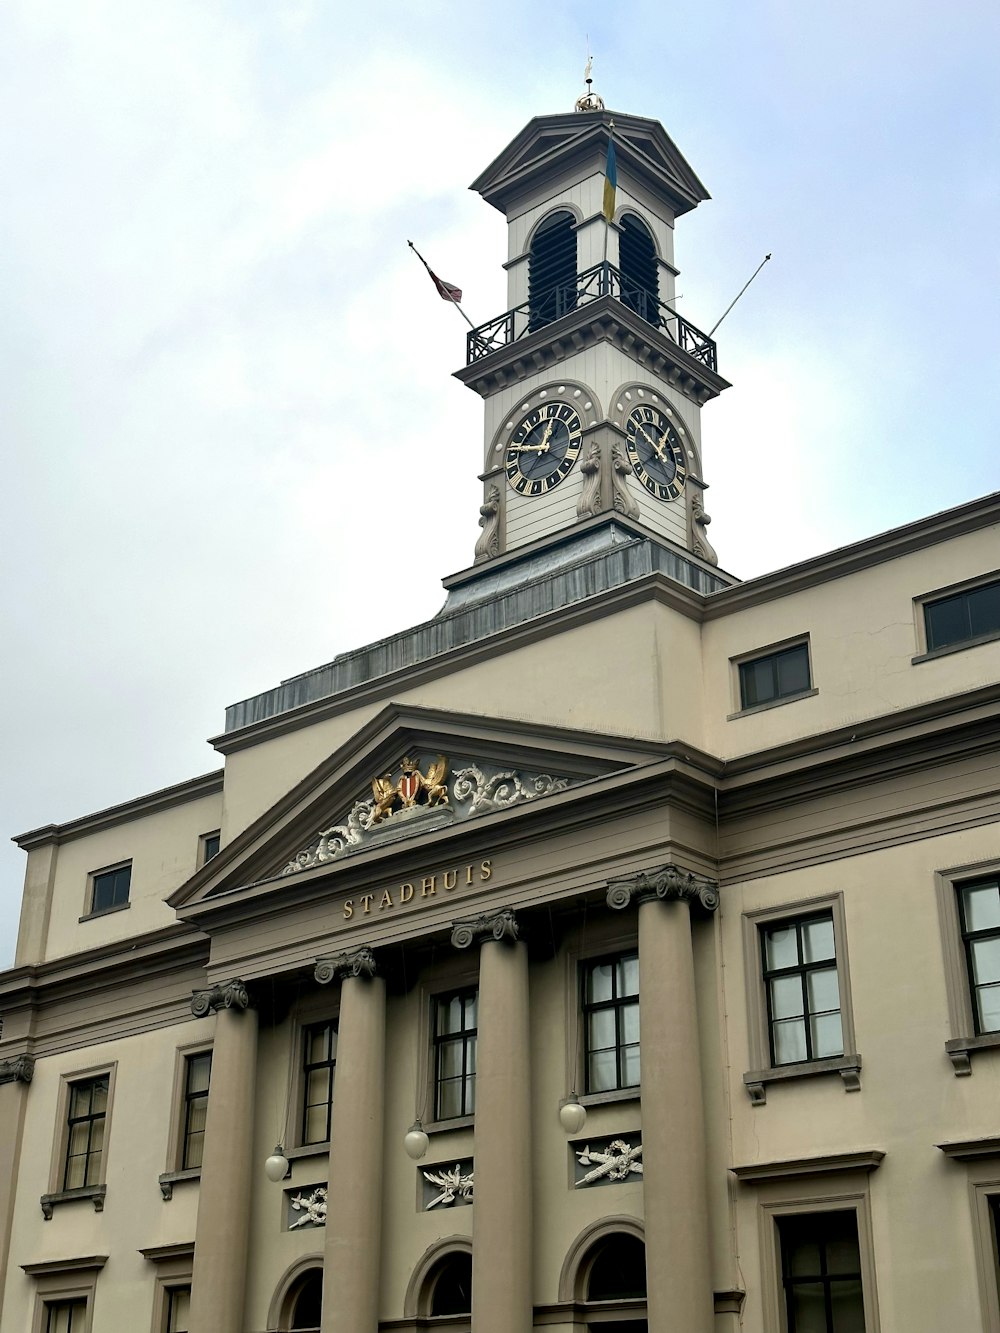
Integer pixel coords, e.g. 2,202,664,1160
451,766,570,816
575,1139,643,1186
423,1163,475,1209
289,1185,328,1228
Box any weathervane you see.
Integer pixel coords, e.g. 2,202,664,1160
575,46,605,112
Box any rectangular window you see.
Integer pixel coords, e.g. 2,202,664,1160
63,1075,109,1189
165,1286,191,1333
44,1302,87,1333
89,863,131,915
739,641,811,710
181,1053,212,1169
583,953,640,1093
200,831,221,865
434,990,478,1120
777,1210,866,1332
958,877,1000,1034
761,914,844,1066
302,1021,337,1145
925,577,1000,651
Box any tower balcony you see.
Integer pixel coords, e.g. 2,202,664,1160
466,261,718,373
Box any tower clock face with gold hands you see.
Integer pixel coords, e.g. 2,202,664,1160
504,402,583,496
625,405,688,501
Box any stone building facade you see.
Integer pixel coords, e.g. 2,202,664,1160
2,98,1000,1333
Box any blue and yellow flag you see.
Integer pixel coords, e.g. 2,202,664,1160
602,137,617,223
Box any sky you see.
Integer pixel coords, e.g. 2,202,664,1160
1,0,998,966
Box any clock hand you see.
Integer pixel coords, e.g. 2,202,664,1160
510,442,551,453
635,421,670,467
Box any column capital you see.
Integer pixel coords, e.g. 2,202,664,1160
190,979,251,1018
315,946,377,985
607,864,719,914
0,1054,34,1085
451,906,519,950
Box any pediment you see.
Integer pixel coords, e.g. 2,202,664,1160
169,704,671,912
471,111,709,217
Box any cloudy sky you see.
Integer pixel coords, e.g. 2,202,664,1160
1,0,998,966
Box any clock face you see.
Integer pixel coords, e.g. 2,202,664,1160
504,402,584,496
624,405,688,501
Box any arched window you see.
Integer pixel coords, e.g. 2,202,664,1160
423,1250,472,1316
288,1269,323,1330
586,1233,647,1302
528,210,578,332
618,215,658,325
566,1229,648,1332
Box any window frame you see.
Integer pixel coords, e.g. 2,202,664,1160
742,895,860,1104
432,987,479,1123
43,1064,117,1215
300,1018,338,1148
761,912,844,1067
935,859,1000,1074
139,1241,194,1333
729,636,817,719
22,1255,106,1333
160,1043,212,1198
198,830,221,867
81,861,132,921
736,1163,881,1333
914,569,1000,661
413,954,481,1135
563,920,641,1110
581,951,640,1096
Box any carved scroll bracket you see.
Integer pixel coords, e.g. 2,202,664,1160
451,906,519,950
0,1054,35,1085
190,979,250,1018
474,484,501,563
576,443,602,519
314,946,378,986
606,864,719,914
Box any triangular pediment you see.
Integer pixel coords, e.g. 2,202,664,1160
471,111,709,217
169,704,674,913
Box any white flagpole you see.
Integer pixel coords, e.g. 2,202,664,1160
407,240,477,330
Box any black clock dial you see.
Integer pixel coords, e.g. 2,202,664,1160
624,405,688,501
504,401,583,496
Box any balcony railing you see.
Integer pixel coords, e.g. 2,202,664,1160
466,261,718,372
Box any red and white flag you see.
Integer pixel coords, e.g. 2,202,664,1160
429,269,462,304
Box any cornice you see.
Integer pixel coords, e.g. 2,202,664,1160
731,1149,885,1182
13,769,224,850
453,293,730,404
0,922,208,1007
705,490,1000,617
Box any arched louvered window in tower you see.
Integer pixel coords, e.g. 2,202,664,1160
619,214,659,325
528,210,577,332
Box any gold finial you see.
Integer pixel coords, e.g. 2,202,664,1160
575,46,605,112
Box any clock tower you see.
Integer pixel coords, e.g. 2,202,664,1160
454,98,730,572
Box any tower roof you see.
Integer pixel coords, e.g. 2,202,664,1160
470,109,710,217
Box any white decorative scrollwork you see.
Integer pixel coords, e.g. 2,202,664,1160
289,1186,327,1229
575,1138,643,1187
451,766,570,816
281,799,376,875
423,1163,474,1209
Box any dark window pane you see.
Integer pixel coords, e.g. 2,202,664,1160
925,594,970,649
428,1252,472,1316
290,1271,323,1329
969,582,1000,638
586,1234,647,1300
91,864,131,912
740,643,810,709
202,832,221,862
776,644,811,696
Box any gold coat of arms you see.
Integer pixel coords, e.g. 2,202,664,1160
368,755,449,827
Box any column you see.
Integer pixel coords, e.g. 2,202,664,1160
189,980,258,1333
315,947,386,1333
0,1055,34,1326
452,908,532,1333
607,865,720,1333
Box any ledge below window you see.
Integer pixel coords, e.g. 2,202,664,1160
158,1168,201,1201
579,1087,641,1110
78,900,131,923
40,1184,106,1219
727,688,818,721
285,1144,329,1162
945,1032,1000,1075
743,1054,862,1105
